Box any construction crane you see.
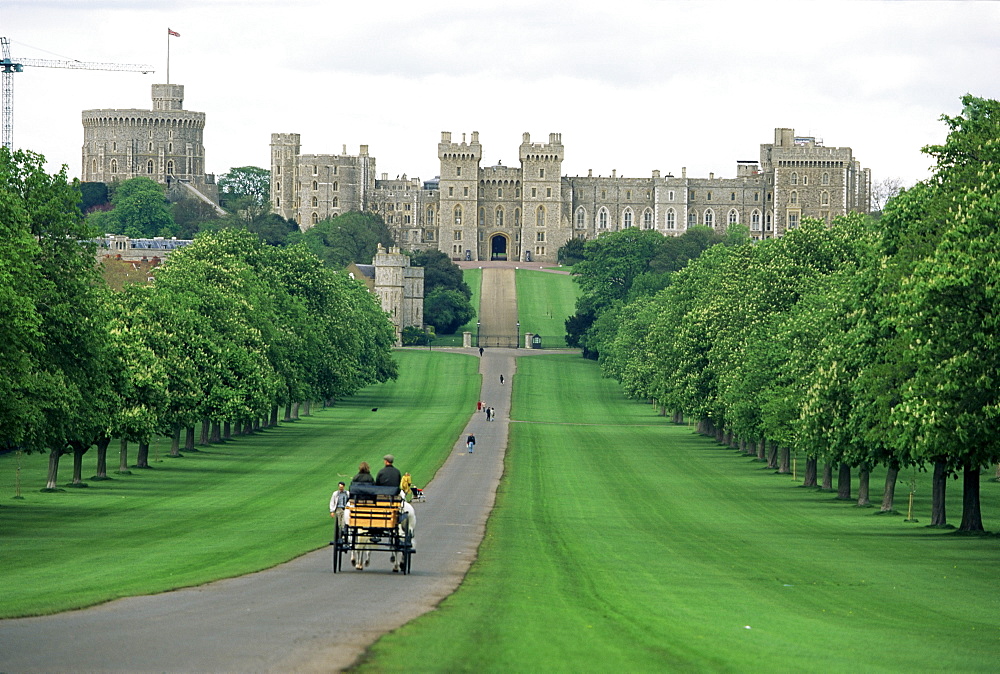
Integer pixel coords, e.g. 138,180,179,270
1,37,154,150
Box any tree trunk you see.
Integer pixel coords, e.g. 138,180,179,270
821,463,833,491
756,439,765,461
185,426,196,452
777,446,790,474
94,436,111,479
303,401,311,416
857,468,871,507
136,441,150,469
958,465,984,532
45,447,64,490
223,420,232,440
284,403,293,422
766,441,778,469
71,442,88,486
270,405,279,427
292,402,300,420
880,464,899,513
803,457,818,487
169,425,181,457
118,438,130,474
930,459,948,526
836,464,852,500
200,418,210,445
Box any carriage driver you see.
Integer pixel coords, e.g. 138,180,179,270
375,454,402,488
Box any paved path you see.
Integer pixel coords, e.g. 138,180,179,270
0,349,521,673
478,267,518,347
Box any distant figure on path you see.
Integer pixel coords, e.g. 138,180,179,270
477,400,482,411
479,346,484,357
467,434,476,453
376,454,402,488
485,407,492,422
500,374,504,385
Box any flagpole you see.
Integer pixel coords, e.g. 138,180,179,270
167,30,170,83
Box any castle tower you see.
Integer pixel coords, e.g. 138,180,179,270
519,132,565,262
438,131,482,260
82,83,215,205
373,244,413,345
270,133,301,222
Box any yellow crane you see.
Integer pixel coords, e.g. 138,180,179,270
1,37,154,150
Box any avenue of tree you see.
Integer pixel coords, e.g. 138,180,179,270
569,96,999,533
0,148,399,489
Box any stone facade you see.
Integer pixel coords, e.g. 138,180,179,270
82,84,219,205
272,127,871,263
348,245,424,345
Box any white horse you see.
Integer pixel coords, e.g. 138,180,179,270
344,507,372,570
392,500,416,573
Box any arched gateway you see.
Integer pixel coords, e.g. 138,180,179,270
490,234,509,261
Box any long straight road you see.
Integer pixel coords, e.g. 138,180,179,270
478,267,518,347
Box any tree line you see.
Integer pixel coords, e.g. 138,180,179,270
573,96,999,532
1,148,398,490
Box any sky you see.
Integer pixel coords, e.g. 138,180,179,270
3,0,999,189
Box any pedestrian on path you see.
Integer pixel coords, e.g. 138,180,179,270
477,400,482,411
500,374,504,385
479,346,484,356
467,434,476,453
329,481,350,530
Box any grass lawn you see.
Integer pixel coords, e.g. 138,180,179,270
0,350,480,619
358,354,1000,672
515,269,579,348
430,267,482,347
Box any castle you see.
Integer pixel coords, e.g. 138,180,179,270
81,84,221,210
347,245,424,345
271,128,870,263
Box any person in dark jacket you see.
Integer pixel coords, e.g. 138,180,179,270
375,454,402,488
351,461,375,487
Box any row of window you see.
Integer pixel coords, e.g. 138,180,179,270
574,206,776,231
789,171,831,185
104,158,176,175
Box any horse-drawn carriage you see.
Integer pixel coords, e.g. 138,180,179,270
331,484,415,574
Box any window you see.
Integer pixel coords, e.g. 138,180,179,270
531,188,537,198
704,209,714,227
92,159,97,174
690,190,696,200
456,166,462,177
333,181,339,191
601,189,607,199
515,187,521,197
791,172,798,185
546,187,552,197
626,190,632,200
479,208,485,226
598,208,609,228
311,196,318,207
822,172,830,185
147,160,154,174
728,209,739,226
464,187,469,197
332,197,339,207
754,192,760,202
765,212,773,231
514,208,521,226
404,203,411,211
707,191,712,201
312,165,318,175
112,142,117,151
311,212,319,225
110,159,118,174
767,192,773,201
312,181,318,190
666,209,676,229
496,207,504,227
802,175,808,186
454,205,462,224
276,182,280,192
498,187,503,198
623,209,633,228
688,212,697,227
821,191,829,206
788,213,799,228
668,190,675,201
426,230,434,241
576,208,586,229
449,187,454,196
536,231,546,242
643,209,653,229
148,142,153,151
790,191,798,205
751,210,761,230
454,230,463,241
427,206,435,225
536,205,545,227
166,160,174,175
539,168,545,178
731,192,736,201
404,215,411,224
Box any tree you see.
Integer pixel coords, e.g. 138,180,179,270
557,237,586,265
870,177,905,214
409,249,471,298
424,288,476,335
218,166,270,225
297,212,394,268
98,177,177,238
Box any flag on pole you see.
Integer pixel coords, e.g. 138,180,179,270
168,28,180,37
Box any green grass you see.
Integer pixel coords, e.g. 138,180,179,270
358,354,1000,672
430,268,482,347
0,350,480,618
515,269,579,348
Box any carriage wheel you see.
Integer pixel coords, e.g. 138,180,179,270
331,520,341,572
401,530,413,575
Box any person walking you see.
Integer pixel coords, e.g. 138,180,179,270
329,481,350,530
479,346,484,357
500,374,504,385
467,433,476,453
489,406,496,421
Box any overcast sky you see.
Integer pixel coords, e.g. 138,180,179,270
4,0,998,188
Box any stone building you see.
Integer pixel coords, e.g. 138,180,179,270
82,84,220,207
272,127,870,263
347,245,424,345
270,134,376,226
